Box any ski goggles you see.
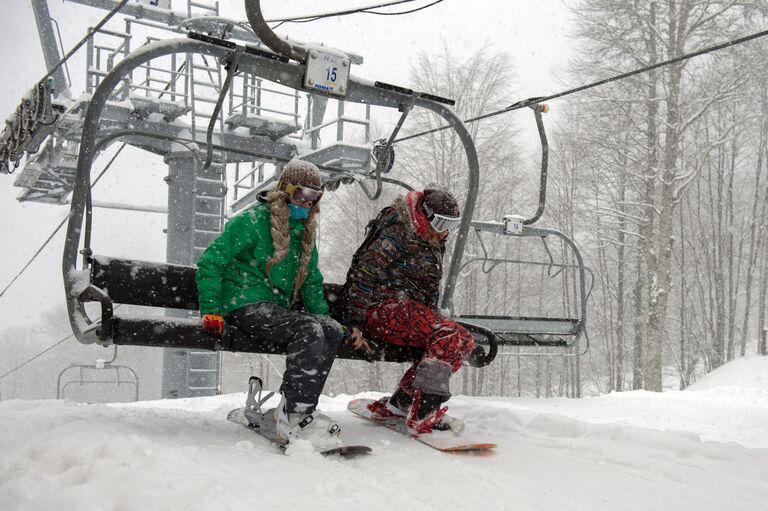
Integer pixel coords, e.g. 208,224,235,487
284,183,323,207
423,203,461,233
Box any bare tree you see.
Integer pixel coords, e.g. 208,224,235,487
564,0,765,391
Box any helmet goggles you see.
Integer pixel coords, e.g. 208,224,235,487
423,202,461,233
284,182,323,207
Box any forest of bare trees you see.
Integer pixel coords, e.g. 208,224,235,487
552,0,768,392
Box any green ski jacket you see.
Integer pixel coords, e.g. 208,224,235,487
195,202,329,316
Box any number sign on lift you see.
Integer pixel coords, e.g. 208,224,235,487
304,47,351,97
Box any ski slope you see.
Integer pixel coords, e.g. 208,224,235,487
1,356,767,511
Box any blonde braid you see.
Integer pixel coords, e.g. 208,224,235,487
291,205,319,304
265,190,290,281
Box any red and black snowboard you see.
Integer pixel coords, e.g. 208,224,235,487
348,398,496,453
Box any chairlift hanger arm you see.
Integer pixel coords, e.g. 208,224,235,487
64,38,227,343
244,0,309,63
203,46,244,171
242,0,369,66
525,104,549,226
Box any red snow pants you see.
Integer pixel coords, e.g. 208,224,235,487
362,298,475,393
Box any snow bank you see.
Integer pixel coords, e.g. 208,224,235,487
1,386,767,511
494,356,768,450
1,354,766,511
687,354,768,392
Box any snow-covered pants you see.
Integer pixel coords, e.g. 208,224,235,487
362,299,475,397
226,302,343,414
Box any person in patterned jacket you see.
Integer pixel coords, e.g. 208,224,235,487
341,188,474,434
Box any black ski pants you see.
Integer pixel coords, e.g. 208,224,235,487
226,302,343,414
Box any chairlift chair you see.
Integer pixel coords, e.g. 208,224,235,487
56,346,139,402
63,0,589,372
450,104,591,355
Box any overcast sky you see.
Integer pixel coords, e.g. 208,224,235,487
0,0,573,331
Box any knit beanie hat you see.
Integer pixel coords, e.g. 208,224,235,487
423,188,460,217
278,159,322,190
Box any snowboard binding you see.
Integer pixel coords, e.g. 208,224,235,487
243,376,274,428
228,376,372,458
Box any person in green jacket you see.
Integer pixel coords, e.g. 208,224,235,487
195,159,364,447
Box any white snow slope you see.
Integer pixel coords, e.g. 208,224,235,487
2,356,767,511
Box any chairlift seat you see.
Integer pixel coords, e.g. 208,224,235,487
453,315,580,348
454,315,579,336
83,256,497,367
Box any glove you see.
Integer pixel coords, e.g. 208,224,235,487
202,314,226,335
344,326,372,352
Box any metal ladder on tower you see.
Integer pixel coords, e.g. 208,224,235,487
186,0,226,397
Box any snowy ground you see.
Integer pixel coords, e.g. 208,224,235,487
1,357,767,511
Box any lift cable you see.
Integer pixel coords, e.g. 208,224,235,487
394,27,768,144
0,334,72,381
267,1,443,41
0,142,129,382
363,0,443,16
0,143,127,301
38,0,130,87
266,0,427,23
267,0,442,30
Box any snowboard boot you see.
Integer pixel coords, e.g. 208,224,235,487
367,388,410,421
432,412,465,434
405,390,459,435
273,393,342,450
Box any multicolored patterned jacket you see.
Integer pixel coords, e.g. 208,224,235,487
342,191,446,327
